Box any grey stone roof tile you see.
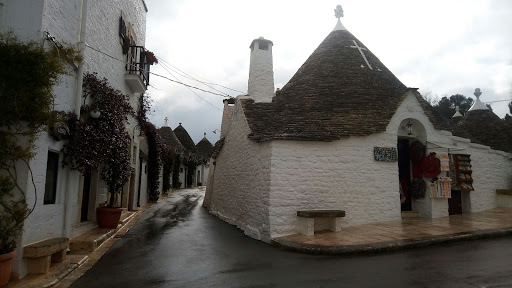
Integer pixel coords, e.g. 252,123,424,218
242,29,409,141
196,137,214,161
158,126,185,151
173,124,198,153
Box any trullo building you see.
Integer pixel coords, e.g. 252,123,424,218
203,6,512,243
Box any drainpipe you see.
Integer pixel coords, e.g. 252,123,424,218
75,0,88,117
63,0,88,239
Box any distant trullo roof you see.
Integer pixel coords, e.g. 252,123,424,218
158,126,185,152
173,123,198,153
453,89,512,152
241,13,413,142
196,134,214,161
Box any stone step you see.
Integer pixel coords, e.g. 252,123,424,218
119,211,136,226
401,211,420,218
69,228,116,254
69,210,138,254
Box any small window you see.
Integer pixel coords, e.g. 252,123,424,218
44,151,59,204
259,41,269,50
180,167,183,173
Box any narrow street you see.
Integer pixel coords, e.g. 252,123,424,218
69,187,512,288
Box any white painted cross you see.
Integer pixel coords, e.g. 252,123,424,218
350,40,373,70
164,117,168,126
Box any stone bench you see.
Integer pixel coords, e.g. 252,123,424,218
23,237,69,274
296,210,345,235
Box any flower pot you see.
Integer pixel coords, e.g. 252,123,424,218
0,250,16,288
96,207,123,229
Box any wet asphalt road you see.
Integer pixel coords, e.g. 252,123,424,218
70,187,512,288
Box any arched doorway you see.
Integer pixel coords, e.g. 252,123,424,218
397,118,426,212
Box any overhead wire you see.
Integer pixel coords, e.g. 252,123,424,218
486,99,512,104
157,61,223,111
158,57,245,95
158,59,230,97
83,44,231,101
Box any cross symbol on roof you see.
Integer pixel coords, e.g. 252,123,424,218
349,40,373,70
164,117,168,126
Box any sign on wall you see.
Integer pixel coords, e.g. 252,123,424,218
373,147,398,162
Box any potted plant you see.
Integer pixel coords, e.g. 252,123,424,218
0,176,29,287
145,50,158,65
63,73,134,229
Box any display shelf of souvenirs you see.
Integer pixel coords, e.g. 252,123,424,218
452,154,474,191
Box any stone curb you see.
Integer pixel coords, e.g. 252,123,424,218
271,227,512,256
40,257,86,288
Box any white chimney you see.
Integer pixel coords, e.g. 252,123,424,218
248,37,274,103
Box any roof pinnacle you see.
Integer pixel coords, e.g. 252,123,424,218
452,106,463,118
468,88,489,111
333,5,347,31
334,5,343,19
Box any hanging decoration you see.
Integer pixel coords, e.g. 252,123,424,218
422,152,441,178
428,177,452,198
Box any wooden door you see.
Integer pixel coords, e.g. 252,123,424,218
81,172,91,221
448,190,462,215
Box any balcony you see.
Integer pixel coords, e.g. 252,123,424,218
125,45,150,93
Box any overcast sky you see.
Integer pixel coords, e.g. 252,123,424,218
144,0,512,144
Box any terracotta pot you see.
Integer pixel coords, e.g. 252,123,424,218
0,250,16,288
96,207,123,229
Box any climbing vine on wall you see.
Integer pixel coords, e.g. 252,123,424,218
161,148,177,192
142,122,163,202
0,31,81,253
137,92,166,202
62,72,134,207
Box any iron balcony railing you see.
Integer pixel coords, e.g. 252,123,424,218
126,45,150,89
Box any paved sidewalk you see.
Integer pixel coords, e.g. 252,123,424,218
272,207,512,255
8,193,168,288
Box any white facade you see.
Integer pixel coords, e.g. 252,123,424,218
1,0,150,279
196,163,210,186
206,90,512,242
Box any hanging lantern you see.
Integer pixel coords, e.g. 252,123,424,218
90,102,101,119
405,120,414,136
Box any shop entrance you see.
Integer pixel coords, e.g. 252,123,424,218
448,190,462,215
397,138,412,211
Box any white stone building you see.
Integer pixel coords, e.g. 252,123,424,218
204,8,512,243
1,0,152,279
196,134,214,186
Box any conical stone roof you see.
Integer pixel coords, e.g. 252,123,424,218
241,28,410,142
174,124,198,153
196,136,214,161
455,110,512,152
158,126,185,152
